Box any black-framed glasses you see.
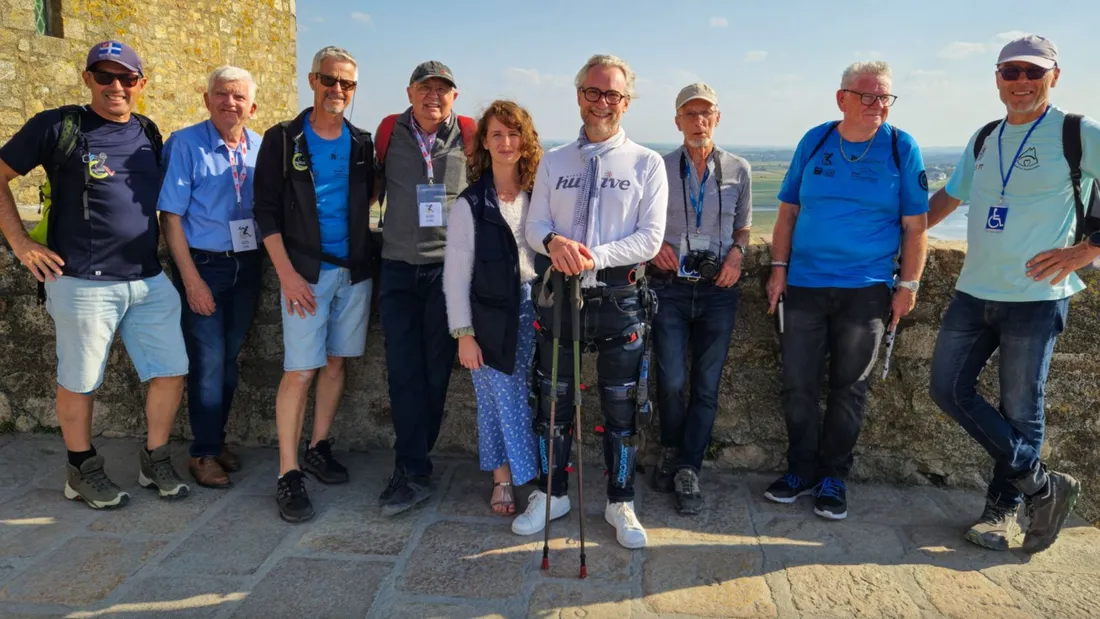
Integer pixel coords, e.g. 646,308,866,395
997,66,1053,81
842,89,898,107
90,70,141,87
579,87,626,105
315,73,357,90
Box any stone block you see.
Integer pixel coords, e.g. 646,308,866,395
756,517,905,565
296,505,414,557
230,557,389,618
159,495,295,575
786,565,923,619
912,566,1031,619
528,584,634,618
398,521,534,599
387,601,511,619
0,489,93,558
642,544,776,618
112,575,249,619
1005,571,1100,619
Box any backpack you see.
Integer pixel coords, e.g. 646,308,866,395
374,113,477,166
972,113,1100,243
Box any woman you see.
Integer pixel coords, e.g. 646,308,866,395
443,100,543,515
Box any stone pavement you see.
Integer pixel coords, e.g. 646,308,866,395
0,435,1097,619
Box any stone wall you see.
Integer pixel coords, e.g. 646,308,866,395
0,239,1097,526
0,0,298,206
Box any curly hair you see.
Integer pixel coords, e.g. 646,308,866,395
466,100,542,192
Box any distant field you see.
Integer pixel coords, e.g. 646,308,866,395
749,161,788,211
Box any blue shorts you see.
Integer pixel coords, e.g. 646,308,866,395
282,268,372,371
45,273,189,394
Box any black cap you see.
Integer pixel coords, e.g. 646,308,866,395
409,60,456,87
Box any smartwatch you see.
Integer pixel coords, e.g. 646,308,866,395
1088,230,1100,249
542,232,559,252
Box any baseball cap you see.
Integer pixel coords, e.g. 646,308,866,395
85,40,143,75
675,82,718,110
409,61,456,87
996,35,1058,69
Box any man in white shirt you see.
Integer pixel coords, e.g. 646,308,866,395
517,54,668,549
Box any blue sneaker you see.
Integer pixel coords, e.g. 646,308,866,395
764,473,814,504
813,477,848,520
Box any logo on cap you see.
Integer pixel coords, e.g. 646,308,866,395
97,42,123,59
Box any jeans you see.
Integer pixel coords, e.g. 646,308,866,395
929,290,1067,507
378,259,457,477
171,251,262,458
781,284,890,481
651,278,740,472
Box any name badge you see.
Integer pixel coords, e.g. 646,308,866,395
985,206,1008,232
678,232,711,279
417,183,447,228
230,219,258,252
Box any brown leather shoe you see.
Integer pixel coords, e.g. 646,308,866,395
189,456,230,488
215,447,241,472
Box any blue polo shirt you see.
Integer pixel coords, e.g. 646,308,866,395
0,107,163,280
304,121,350,269
157,120,262,252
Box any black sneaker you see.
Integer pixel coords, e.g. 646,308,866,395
276,470,315,523
674,468,703,515
763,473,814,504
964,501,1020,551
812,477,848,520
378,469,434,517
303,439,349,485
1021,470,1081,554
651,447,678,494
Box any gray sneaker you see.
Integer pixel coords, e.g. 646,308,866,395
1022,471,1081,554
138,445,190,500
64,455,130,509
964,502,1019,551
674,468,703,515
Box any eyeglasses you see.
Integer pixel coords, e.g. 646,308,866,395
579,87,627,105
679,109,717,121
315,73,357,90
997,66,1053,81
842,90,898,107
90,70,141,88
414,83,454,97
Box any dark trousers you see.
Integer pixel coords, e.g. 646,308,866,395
929,291,1066,507
171,251,262,458
378,259,457,477
651,277,740,472
781,284,889,481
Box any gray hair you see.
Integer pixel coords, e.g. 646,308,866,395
574,54,636,98
311,46,358,80
841,61,892,89
207,66,257,100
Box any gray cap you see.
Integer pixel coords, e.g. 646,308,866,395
675,82,718,110
409,60,456,87
997,35,1058,69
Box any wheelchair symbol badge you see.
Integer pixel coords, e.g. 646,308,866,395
986,206,1008,232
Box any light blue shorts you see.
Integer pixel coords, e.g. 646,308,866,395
282,267,372,372
45,272,189,394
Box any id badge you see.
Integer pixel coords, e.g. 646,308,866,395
417,183,447,228
229,219,258,252
985,206,1008,232
677,232,711,278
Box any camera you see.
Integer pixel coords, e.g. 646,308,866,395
683,249,720,280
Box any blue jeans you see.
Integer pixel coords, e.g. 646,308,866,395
378,259,457,477
651,278,740,472
929,290,1067,507
172,251,262,458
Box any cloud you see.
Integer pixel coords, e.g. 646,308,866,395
709,16,728,28
993,30,1029,43
744,50,768,63
504,67,571,90
937,41,987,60
310,16,324,23
350,12,372,24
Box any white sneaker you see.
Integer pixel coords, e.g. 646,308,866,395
512,490,571,536
605,500,648,549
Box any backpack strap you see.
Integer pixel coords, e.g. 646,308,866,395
973,120,1001,160
374,114,400,167
278,120,294,181
132,113,163,167
457,115,477,157
890,125,900,170
806,121,838,163
1063,113,1090,243
50,106,83,174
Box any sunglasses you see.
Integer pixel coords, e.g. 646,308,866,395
90,70,141,88
315,72,357,90
997,66,1053,81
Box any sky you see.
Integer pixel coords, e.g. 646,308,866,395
292,0,1100,148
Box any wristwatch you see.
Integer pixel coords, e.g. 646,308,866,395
733,243,747,257
897,280,920,293
1088,230,1100,248
542,232,559,251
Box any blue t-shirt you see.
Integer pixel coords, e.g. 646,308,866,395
777,122,928,288
0,107,162,280
304,121,350,268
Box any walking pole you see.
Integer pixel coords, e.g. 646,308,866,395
571,274,587,579
541,269,565,571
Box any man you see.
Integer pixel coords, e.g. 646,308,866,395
517,54,668,549
928,35,1096,554
649,83,752,515
158,66,263,488
253,46,375,522
374,61,475,516
764,61,929,520
0,41,190,508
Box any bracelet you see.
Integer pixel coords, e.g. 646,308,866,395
770,261,789,268
451,327,475,339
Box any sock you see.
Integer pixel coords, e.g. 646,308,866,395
68,446,96,468
144,447,154,456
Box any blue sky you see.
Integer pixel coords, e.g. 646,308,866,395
292,0,1100,148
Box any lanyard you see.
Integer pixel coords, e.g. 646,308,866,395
682,157,710,230
997,104,1049,203
227,138,248,214
412,125,436,183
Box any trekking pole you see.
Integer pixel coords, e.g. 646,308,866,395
571,275,587,579
541,269,565,571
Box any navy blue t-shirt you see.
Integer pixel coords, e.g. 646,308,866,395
0,107,163,280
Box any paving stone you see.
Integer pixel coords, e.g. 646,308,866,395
230,557,389,619
296,505,414,556
528,583,633,618
1007,522,1100,573
33,438,146,493
0,489,93,558
644,472,757,543
756,516,905,565
0,536,164,605
110,575,249,619
87,482,225,536
437,461,513,518
642,543,776,618
903,525,1023,570
912,566,1031,619
1006,571,1100,619
159,495,295,575
399,521,535,599
786,565,923,619
536,515,632,583
842,484,955,526
386,601,512,619
0,436,67,490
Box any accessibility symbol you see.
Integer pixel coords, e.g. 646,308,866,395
986,206,1008,232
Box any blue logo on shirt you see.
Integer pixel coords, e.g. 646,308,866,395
986,206,1008,231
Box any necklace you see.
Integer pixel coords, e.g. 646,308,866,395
495,183,520,202
838,129,877,162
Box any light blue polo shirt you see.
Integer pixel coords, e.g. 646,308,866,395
945,106,1100,302
157,120,262,252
